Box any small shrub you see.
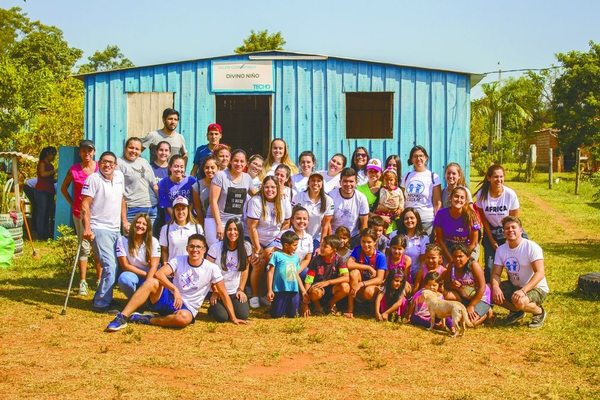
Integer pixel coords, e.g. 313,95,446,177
54,225,79,269
472,153,495,176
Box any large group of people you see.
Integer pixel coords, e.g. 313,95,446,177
55,107,548,333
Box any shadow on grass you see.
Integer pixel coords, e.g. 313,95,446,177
587,202,600,210
542,240,600,261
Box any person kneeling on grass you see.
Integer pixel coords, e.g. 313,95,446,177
301,235,350,316
106,234,247,331
491,216,549,329
266,230,306,318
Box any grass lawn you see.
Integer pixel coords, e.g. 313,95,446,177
1,173,598,400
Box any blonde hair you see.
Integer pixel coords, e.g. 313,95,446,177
260,176,284,223
262,138,298,178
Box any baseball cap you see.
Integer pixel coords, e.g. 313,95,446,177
172,196,189,207
79,140,95,150
366,158,382,172
207,123,222,134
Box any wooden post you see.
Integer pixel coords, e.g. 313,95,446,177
575,148,581,195
549,148,553,189
11,156,20,210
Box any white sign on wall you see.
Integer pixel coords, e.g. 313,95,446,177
211,60,274,92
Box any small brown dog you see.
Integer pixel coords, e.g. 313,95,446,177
422,289,474,336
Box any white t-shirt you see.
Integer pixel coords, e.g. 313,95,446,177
115,236,161,272
401,170,441,223
246,195,292,246
207,241,252,295
159,222,204,259
291,190,334,240
494,238,549,293
329,189,370,237
291,173,309,193
168,256,223,316
274,229,314,262
476,186,520,228
356,169,368,186
319,170,341,194
81,170,125,231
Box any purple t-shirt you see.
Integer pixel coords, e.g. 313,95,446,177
433,207,480,246
158,175,197,214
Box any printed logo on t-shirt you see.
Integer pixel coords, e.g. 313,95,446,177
223,187,247,215
485,205,508,214
179,268,196,290
505,257,521,282
406,180,425,203
285,262,296,281
226,254,238,271
339,208,352,219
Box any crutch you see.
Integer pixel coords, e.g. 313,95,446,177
60,241,83,315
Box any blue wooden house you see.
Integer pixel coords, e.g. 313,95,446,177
74,50,483,176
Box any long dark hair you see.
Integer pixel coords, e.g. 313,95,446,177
385,154,402,177
383,270,407,306
221,217,248,272
351,146,370,172
39,146,57,160
127,213,153,262
474,164,505,200
306,174,328,214
395,207,426,237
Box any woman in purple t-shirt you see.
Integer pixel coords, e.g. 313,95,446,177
433,187,481,262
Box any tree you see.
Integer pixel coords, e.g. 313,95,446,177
552,41,600,164
78,45,134,73
234,30,286,54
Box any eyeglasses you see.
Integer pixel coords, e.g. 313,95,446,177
100,160,115,165
187,245,206,250
355,153,368,158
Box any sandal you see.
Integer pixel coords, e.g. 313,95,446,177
328,305,342,316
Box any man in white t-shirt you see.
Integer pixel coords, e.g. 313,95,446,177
492,216,549,328
141,108,188,164
81,151,128,312
106,234,247,331
330,168,369,247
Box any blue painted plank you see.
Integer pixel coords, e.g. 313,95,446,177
140,67,153,92
281,60,296,144
400,68,416,162
326,59,344,164
431,71,447,178
84,77,95,141
371,64,384,91
445,73,459,180
342,61,357,93
273,60,283,142
357,62,371,91
195,61,214,152
179,62,196,155
311,62,326,169
296,61,312,161
453,75,470,182
153,66,167,92
54,146,78,238
93,75,109,155
109,73,126,156
167,64,181,111
415,70,431,156
384,66,401,169
124,69,139,92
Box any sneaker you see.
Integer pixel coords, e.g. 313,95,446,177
78,280,89,296
259,296,271,307
529,307,547,329
249,296,260,309
129,312,153,325
504,310,525,325
105,313,128,332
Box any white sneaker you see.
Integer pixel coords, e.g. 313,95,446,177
78,280,89,296
249,296,260,309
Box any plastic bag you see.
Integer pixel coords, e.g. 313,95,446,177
0,226,15,268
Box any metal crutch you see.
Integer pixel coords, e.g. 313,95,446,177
60,241,83,315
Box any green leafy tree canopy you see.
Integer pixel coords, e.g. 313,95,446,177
235,29,286,54
78,45,134,73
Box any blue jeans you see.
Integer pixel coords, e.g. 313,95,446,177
127,206,157,226
34,190,54,239
117,271,144,299
91,228,120,308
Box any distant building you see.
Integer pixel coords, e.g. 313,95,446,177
529,128,563,172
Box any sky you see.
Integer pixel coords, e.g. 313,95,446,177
4,0,599,98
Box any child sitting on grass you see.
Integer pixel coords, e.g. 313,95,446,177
335,225,352,264
301,235,350,316
266,230,306,318
407,271,453,331
375,271,410,322
413,244,447,294
368,215,390,252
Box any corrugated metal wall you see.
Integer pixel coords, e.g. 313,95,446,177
83,54,471,179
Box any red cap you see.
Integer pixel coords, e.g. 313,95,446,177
207,123,222,134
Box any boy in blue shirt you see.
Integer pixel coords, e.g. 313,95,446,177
267,230,306,318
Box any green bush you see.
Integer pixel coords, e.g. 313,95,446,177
472,153,495,176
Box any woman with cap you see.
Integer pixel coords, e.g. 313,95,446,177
356,158,383,211
157,155,197,224
34,146,57,240
191,123,222,179
60,140,101,295
158,196,204,263
118,137,158,228
205,149,254,247
291,172,334,248
400,145,442,236
350,147,370,186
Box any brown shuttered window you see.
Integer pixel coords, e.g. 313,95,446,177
345,92,393,139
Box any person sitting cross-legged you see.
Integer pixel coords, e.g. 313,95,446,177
105,234,247,331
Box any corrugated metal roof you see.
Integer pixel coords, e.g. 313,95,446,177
72,50,486,87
